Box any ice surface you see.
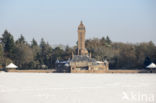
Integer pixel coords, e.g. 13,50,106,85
0,73,156,103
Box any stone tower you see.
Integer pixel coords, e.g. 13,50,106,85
78,21,88,55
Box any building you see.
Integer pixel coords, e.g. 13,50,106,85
70,21,109,73
77,21,88,56
55,22,148,73
55,59,70,72
5,63,18,72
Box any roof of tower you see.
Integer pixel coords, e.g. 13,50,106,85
78,21,85,30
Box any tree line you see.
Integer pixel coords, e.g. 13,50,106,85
85,37,156,69
0,30,73,69
0,30,156,69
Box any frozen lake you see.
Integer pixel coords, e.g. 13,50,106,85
0,72,156,103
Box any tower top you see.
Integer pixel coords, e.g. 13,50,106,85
78,21,85,30
80,20,83,24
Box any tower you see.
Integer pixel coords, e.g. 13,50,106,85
77,21,88,55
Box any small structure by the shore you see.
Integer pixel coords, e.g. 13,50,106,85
6,63,18,71
146,62,156,73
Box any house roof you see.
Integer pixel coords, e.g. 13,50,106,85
146,63,156,68
6,63,18,68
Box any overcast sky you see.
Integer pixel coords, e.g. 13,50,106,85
0,0,156,46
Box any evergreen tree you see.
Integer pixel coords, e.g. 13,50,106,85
63,45,72,60
39,38,53,68
144,57,151,67
106,36,112,44
1,30,15,58
31,38,38,47
100,37,106,46
16,35,26,44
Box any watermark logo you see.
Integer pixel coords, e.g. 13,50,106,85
122,91,155,102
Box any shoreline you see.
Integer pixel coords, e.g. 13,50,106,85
1,69,153,73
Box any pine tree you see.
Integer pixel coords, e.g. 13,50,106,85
31,38,38,47
16,35,26,44
1,30,15,58
106,36,112,44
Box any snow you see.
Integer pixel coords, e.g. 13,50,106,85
0,73,156,103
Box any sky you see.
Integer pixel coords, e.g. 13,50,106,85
0,0,156,46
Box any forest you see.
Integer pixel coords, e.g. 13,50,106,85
0,30,156,69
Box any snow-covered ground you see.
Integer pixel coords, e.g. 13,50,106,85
0,72,156,103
